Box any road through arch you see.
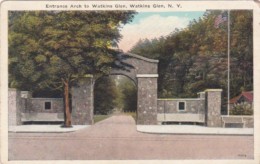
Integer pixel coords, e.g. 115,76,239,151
71,53,159,125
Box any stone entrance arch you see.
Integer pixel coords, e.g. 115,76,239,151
71,53,159,125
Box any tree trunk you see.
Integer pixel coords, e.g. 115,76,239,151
64,80,72,127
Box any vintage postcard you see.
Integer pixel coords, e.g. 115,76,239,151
0,1,260,164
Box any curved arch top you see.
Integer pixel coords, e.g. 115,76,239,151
121,52,159,63
72,52,159,125
110,53,158,82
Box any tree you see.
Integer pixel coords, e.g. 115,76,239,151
94,76,119,115
229,10,253,97
9,11,136,127
117,76,137,113
130,10,253,105
94,75,137,115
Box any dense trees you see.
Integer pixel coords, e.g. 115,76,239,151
229,10,253,98
117,76,137,113
94,77,119,115
9,11,136,126
94,75,137,115
130,10,253,114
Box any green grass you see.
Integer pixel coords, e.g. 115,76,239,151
93,115,111,123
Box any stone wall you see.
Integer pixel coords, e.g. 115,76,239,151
9,88,64,123
157,98,205,114
21,113,64,122
9,86,254,128
156,90,227,127
243,116,254,128
25,98,63,113
221,116,254,128
8,88,22,126
157,97,205,123
155,90,223,126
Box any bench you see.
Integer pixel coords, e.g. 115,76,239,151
157,113,205,124
222,117,244,128
21,112,64,122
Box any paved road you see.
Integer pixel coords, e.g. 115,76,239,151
8,115,254,160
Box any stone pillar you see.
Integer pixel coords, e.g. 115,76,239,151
136,74,158,125
71,76,94,125
205,89,222,127
8,88,22,126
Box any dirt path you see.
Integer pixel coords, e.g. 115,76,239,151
8,115,254,160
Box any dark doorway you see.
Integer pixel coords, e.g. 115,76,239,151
93,75,137,123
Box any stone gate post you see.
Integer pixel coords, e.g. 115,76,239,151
136,74,158,125
71,75,94,125
8,88,22,126
205,89,222,127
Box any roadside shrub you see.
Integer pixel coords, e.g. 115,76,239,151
230,102,253,115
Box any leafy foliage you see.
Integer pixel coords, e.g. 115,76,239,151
117,76,137,113
130,10,253,107
9,11,136,126
230,102,253,115
94,76,119,115
9,11,136,90
94,75,137,115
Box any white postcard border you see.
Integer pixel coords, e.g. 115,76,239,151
1,1,259,164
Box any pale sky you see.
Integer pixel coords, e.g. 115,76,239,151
118,11,205,52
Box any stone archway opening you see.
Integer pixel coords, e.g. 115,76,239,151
93,75,137,123
71,53,159,125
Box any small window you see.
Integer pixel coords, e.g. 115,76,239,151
178,102,185,111
45,102,51,110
